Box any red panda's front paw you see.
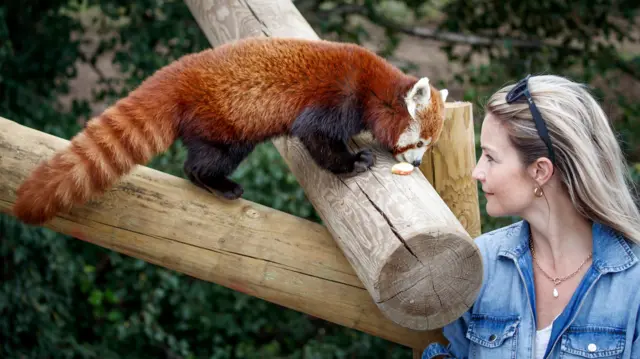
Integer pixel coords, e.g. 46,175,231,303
353,149,375,173
324,149,375,177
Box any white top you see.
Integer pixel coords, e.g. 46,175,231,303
535,322,553,359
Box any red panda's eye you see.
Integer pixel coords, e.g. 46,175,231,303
417,141,424,148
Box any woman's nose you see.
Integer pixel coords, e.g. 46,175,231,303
472,165,485,181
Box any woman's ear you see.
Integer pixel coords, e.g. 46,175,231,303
527,157,554,186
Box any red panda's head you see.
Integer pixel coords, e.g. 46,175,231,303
393,77,448,166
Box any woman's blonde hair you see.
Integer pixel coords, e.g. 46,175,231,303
486,74,640,244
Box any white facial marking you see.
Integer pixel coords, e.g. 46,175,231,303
394,137,433,164
397,147,427,164
397,119,420,147
405,77,432,119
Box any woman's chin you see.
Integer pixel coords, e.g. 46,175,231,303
486,202,519,218
485,200,504,218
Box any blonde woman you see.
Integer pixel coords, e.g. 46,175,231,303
422,74,640,359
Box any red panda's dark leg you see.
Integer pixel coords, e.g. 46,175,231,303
182,138,254,200
291,105,373,175
298,134,374,175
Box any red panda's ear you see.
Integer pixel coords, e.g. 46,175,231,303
440,89,449,102
410,77,431,106
405,77,432,118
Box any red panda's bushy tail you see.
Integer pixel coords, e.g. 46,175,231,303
13,95,179,225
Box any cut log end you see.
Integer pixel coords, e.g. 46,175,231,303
376,229,483,330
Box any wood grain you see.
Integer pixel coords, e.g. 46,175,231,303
420,102,481,238
0,116,448,349
183,0,482,330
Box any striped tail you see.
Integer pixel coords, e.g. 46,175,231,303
13,96,178,225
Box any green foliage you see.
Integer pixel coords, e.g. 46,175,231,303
439,0,639,77
0,0,89,138
1,215,405,358
1,0,638,357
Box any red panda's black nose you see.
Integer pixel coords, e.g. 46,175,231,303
412,160,421,167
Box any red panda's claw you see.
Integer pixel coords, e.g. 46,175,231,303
353,149,375,173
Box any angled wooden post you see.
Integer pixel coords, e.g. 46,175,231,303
183,0,482,332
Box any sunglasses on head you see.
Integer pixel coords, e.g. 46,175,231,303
505,74,556,166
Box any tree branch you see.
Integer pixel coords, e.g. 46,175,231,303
318,4,545,48
317,4,640,81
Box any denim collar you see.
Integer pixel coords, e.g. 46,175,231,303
497,220,638,274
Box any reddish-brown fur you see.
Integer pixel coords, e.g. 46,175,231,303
13,37,444,225
419,86,447,142
13,88,179,224
173,37,418,146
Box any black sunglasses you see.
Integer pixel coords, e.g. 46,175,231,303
505,74,556,166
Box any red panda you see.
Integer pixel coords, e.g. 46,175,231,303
13,36,449,225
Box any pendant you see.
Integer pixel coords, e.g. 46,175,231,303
553,287,559,298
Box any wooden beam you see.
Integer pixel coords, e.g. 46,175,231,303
0,116,445,349
421,102,481,238
183,0,482,331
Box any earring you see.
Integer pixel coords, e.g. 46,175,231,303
534,186,543,197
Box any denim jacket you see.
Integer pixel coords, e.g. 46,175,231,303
422,220,640,359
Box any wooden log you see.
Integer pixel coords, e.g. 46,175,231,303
183,0,482,330
415,103,481,355
420,101,481,238
0,116,443,349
